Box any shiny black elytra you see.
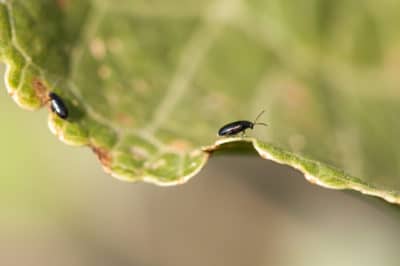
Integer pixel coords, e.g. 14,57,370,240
218,110,268,137
49,92,69,119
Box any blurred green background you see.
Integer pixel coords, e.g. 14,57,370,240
1,66,400,265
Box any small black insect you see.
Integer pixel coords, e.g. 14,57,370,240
218,110,268,137
49,92,69,119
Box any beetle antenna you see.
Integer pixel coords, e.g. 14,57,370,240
253,110,266,124
254,122,268,127
50,78,61,91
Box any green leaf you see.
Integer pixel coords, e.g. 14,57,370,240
1,0,400,204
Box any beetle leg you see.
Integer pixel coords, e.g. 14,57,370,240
241,130,246,137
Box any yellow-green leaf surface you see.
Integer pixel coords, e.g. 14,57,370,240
1,0,400,204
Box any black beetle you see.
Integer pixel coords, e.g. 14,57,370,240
49,92,69,119
218,110,268,136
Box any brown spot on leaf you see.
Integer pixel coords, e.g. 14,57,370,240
92,146,112,167
116,113,134,126
98,65,111,80
56,0,69,10
132,79,150,95
32,78,48,104
282,80,310,110
90,38,106,60
167,140,192,153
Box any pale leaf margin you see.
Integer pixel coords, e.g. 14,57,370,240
203,137,400,205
